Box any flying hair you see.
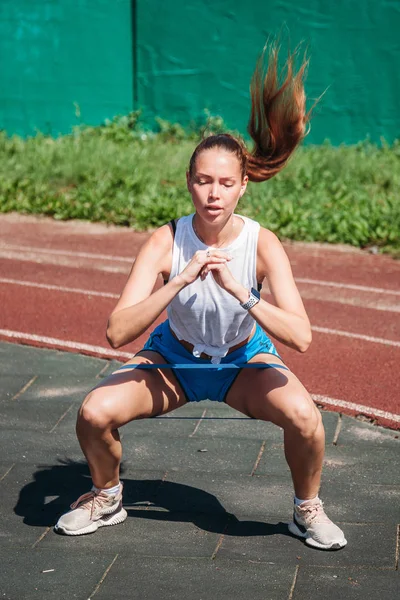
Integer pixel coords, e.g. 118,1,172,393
189,41,316,183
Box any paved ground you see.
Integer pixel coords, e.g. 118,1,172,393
0,342,399,599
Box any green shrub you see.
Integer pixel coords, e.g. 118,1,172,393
0,114,399,254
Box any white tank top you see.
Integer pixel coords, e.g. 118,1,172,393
167,213,260,363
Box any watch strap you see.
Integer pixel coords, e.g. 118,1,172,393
240,287,261,310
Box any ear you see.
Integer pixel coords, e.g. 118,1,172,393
186,171,193,193
239,175,248,198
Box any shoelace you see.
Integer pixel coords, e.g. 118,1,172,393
298,501,331,524
70,490,109,519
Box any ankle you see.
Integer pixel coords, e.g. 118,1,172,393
92,482,121,495
294,494,319,506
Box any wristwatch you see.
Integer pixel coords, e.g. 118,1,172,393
240,287,261,310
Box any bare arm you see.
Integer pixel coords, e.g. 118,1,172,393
106,224,182,348
107,224,231,349
229,228,312,352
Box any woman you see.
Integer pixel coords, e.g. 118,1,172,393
55,45,347,550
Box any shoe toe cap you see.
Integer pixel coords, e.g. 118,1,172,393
55,508,91,532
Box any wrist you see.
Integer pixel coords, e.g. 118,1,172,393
239,287,261,310
230,284,250,304
172,274,189,290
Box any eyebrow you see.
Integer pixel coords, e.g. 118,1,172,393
195,173,236,180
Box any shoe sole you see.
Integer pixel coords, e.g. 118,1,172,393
288,521,347,550
54,507,128,536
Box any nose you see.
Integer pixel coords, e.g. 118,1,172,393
209,182,220,199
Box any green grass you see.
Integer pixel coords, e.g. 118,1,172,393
1,112,399,254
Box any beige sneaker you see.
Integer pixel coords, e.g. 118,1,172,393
288,497,347,550
54,483,127,536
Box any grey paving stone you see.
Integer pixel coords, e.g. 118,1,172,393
191,408,284,442
218,515,397,568
0,461,93,543
57,408,198,436
322,444,400,485
250,442,290,477
94,556,295,600
0,463,15,481
0,375,36,402
0,547,116,600
337,415,400,448
13,374,95,402
255,440,400,485
95,359,123,378
293,566,400,600
0,398,73,432
311,479,400,524
318,410,341,443
0,430,83,464
253,459,400,525
0,341,106,376
125,416,203,437
164,471,294,518
161,400,248,417
121,435,264,474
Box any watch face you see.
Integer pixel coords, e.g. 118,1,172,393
251,287,261,300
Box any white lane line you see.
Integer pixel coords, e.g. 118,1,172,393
312,326,400,347
0,278,119,299
297,278,400,296
2,242,400,296
312,394,400,423
0,250,130,274
299,289,400,313
0,243,132,262
0,330,132,359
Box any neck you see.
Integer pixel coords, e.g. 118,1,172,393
193,213,235,247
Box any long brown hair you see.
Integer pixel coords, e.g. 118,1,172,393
189,42,314,183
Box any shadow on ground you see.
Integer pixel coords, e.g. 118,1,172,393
14,459,291,539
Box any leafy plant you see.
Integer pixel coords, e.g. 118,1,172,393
0,115,399,254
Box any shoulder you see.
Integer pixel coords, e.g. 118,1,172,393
135,221,178,277
257,226,289,274
257,226,281,248
144,220,177,253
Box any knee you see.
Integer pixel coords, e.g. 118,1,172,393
77,391,114,431
285,398,323,440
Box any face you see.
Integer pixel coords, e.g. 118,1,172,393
186,148,248,221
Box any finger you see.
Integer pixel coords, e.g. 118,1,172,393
206,256,229,263
207,251,232,260
206,263,226,272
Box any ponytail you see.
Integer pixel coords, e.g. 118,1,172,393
246,43,312,182
188,42,314,183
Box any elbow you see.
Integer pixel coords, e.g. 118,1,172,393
106,320,123,349
106,330,120,350
297,329,312,353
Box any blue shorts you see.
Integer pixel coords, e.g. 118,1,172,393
138,320,287,403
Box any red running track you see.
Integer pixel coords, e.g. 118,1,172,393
1,213,399,429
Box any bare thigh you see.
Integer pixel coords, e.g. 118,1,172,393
81,351,187,429
225,353,320,427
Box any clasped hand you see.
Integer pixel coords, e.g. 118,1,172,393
179,249,238,295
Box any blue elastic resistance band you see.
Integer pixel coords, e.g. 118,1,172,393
114,363,289,371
